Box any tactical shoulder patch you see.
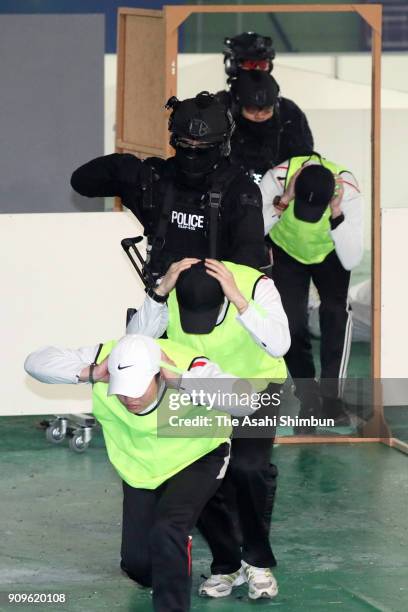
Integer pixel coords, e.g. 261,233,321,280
240,192,262,208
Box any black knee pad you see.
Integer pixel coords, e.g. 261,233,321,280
120,558,152,587
231,462,265,484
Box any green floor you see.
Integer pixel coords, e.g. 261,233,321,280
1,418,407,612
275,340,371,438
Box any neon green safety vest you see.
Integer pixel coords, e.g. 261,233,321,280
270,155,348,264
167,261,287,388
92,338,231,489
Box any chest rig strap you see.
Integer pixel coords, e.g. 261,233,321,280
207,164,243,258
151,181,176,252
208,189,222,259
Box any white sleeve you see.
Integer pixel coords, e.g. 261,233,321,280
330,172,364,271
126,294,168,338
24,344,101,385
236,276,291,357
180,357,261,417
260,162,288,234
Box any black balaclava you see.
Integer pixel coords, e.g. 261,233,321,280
174,145,224,183
236,113,278,138
233,114,281,175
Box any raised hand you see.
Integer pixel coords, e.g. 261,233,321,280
160,351,181,388
329,176,345,218
204,259,248,314
155,258,201,296
93,356,110,383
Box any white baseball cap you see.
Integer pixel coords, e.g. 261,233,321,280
107,335,161,398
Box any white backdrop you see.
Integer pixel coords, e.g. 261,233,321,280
1,212,145,416
1,208,405,415
381,208,408,380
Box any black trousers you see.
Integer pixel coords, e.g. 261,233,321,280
120,442,230,612
271,242,352,406
198,390,279,574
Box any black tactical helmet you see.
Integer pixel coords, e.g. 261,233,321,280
233,71,280,108
166,92,234,154
224,32,275,77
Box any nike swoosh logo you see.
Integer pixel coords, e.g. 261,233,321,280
117,364,135,370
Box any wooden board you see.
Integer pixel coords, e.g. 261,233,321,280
116,8,167,159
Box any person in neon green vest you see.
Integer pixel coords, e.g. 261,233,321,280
25,333,264,612
127,258,290,600
260,153,364,432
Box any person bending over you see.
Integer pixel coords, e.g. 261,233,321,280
261,152,364,432
25,334,263,612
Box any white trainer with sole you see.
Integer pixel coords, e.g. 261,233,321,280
241,560,278,599
198,569,246,598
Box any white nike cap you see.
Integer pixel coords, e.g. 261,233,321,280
107,335,161,398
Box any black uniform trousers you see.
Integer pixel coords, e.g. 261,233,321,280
271,242,352,411
197,386,280,574
120,442,230,612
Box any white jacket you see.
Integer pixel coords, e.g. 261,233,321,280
260,159,364,270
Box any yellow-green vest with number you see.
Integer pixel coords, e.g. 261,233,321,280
167,261,287,389
92,338,231,489
270,155,347,264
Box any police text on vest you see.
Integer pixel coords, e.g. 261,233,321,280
171,211,204,231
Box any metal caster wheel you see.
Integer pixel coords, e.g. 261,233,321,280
69,432,89,453
42,415,94,452
45,422,66,444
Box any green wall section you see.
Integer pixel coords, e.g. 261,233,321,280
182,0,363,53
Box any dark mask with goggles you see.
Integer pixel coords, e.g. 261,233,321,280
166,92,234,181
224,32,276,79
239,59,271,71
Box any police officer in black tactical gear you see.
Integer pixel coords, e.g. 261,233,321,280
217,32,314,183
230,71,282,185
70,92,266,283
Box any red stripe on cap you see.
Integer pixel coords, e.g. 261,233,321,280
191,360,208,368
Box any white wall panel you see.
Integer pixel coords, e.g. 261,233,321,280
381,208,408,380
1,212,145,416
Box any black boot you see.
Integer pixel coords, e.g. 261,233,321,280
294,393,322,434
290,378,322,434
321,397,350,426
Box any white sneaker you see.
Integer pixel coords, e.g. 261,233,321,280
241,560,278,599
198,569,245,598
